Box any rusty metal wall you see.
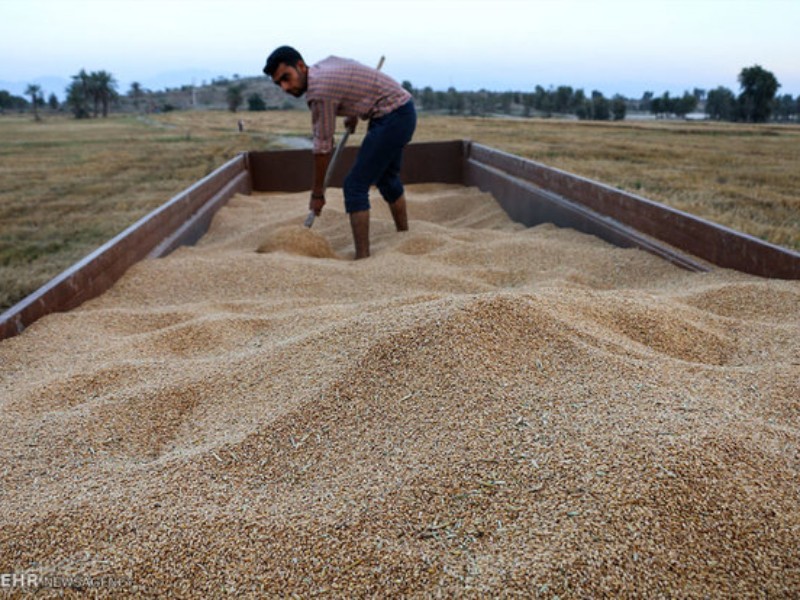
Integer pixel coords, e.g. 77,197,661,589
465,142,799,279
463,151,708,272
3,139,798,342
248,140,464,192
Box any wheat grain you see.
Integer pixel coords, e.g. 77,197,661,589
0,184,798,597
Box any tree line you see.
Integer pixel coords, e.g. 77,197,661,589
1,70,119,119
2,64,797,123
401,65,794,123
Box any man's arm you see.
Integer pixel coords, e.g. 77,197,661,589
310,152,332,215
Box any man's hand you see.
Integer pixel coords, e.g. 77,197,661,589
344,116,357,133
310,192,325,216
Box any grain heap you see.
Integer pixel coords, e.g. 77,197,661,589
255,225,338,259
1,184,798,597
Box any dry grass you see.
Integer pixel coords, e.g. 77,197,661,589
1,110,798,310
0,113,266,309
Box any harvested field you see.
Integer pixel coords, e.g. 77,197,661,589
1,184,799,597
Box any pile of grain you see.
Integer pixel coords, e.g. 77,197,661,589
255,225,338,259
1,185,798,597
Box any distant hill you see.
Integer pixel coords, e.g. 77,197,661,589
126,75,307,112
1,73,307,114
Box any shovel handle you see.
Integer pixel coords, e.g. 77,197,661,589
322,130,350,190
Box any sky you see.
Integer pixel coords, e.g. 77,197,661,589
2,0,799,101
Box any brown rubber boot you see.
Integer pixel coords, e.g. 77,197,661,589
389,195,409,231
349,210,370,259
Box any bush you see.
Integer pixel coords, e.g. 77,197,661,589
248,93,267,111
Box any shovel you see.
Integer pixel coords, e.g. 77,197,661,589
304,56,385,228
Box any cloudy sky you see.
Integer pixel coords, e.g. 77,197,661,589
2,0,798,100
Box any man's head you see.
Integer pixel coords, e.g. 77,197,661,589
264,46,308,98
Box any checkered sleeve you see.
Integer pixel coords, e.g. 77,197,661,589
310,99,337,155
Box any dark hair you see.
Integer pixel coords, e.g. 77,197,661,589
263,46,304,77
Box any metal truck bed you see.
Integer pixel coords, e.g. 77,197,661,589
2,140,797,340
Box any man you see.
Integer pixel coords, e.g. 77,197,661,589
264,46,416,259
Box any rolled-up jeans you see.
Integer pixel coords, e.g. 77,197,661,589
343,100,417,213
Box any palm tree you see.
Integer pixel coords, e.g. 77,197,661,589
128,82,143,112
65,69,118,118
90,70,118,117
25,84,42,121
66,70,91,118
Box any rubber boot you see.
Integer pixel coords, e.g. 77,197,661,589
349,210,370,259
389,195,409,231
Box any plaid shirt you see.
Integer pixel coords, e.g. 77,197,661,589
307,56,411,154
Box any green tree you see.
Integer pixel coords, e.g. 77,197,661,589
773,93,797,121
591,91,610,120
0,90,12,111
611,94,627,120
420,86,435,111
553,86,573,113
247,93,267,111
445,87,463,115
499,91,514,115
737,64,780,122
575,96,592,120
226,84,245,112
0,90,27,111
521,92,534,117
705,86,736,121
47,93,59,111
532,85,550,115
90,70,117,117
651,92,672,118
639,91,654,112
128,82,144,111
674,91,698,118
66,69,91,118
66,69,117,118
25,84,42,121
572,89,586,113
692,88,706,103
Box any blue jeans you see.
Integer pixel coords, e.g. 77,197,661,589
343,100,417,213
